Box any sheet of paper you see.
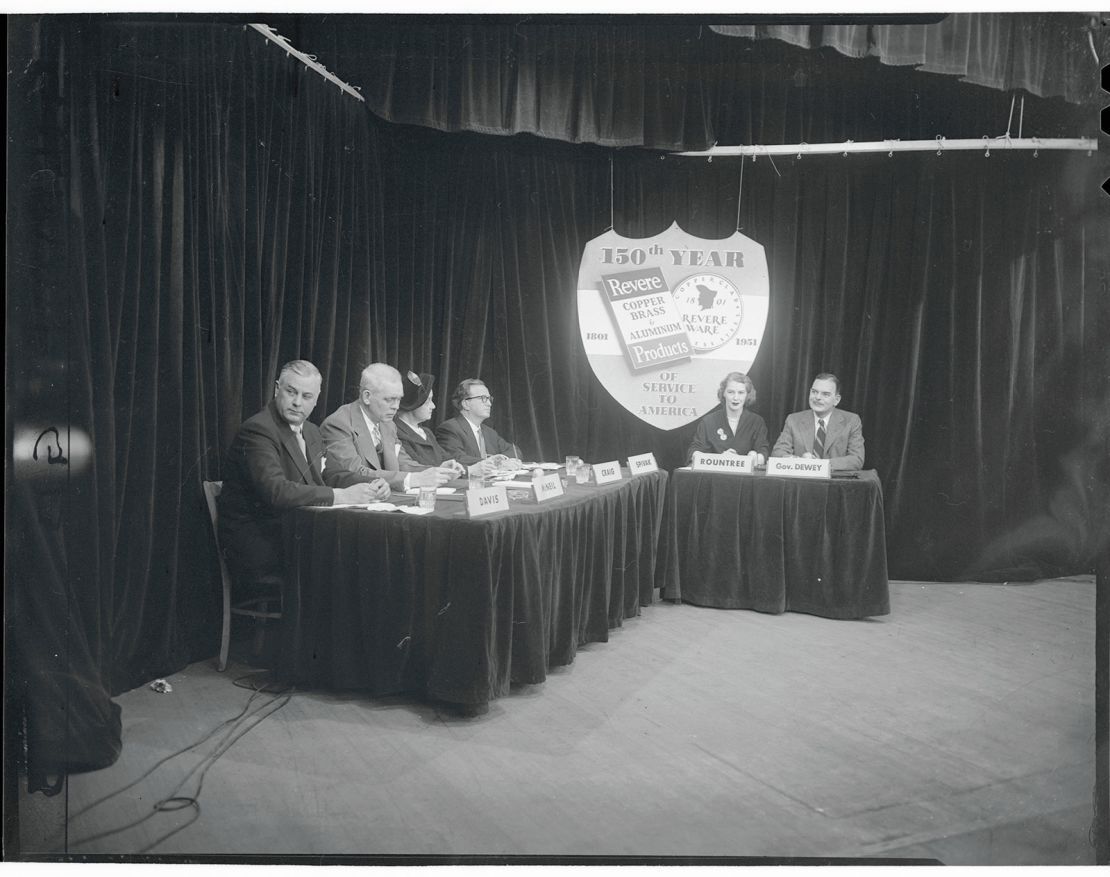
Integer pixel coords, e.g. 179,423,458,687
325,502,401,511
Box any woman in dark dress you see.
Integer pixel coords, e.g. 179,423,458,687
395,371,459,467
687,371,770,465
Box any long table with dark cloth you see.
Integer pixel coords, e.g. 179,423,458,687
277,469,668,705
658,468,889,619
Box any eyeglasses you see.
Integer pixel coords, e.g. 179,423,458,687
465,395,492,403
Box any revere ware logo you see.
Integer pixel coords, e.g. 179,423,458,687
577,222,769,430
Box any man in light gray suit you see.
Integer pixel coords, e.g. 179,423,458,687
321,363,454,492
771,372,865,471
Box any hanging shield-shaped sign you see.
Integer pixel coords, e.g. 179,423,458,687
577,222,769,430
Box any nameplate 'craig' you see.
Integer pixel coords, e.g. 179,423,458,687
592,461,623,485
466,485,510,517
766,457,831,480
691,451,753,475
627,452,659,476
533,472,565,503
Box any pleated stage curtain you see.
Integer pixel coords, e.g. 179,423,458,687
710,12,1106,105
283,15,1101,150
6,16,1108,784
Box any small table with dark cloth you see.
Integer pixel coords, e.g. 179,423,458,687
658,468,889,619
278,469,668,705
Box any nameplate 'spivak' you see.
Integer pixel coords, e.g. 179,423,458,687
592,461,623,485
577,222,769,431
466,485,510,517
691,451,753,475
533,472,565,502
766,457,831,480
627,451,659,476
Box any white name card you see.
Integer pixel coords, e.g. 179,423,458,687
593,461,623,485
627,452,659,476
692,451,753,475
533,472,565,503
766,457,831,480
466,485,510,517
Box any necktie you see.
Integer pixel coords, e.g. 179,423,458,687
371,423,383,454
291,424,307,460
476,427,487,458
814,418,826,459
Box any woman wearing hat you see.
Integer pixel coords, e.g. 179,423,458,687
395,370,465,472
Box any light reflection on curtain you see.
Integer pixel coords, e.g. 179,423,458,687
711,13,1104,104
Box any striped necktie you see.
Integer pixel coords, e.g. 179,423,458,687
814,418,826,459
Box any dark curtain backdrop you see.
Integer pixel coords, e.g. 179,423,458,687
281,16,1101,149
711,13,1106,106
7,16,1108,784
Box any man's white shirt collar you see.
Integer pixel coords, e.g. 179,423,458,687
359,406,381,439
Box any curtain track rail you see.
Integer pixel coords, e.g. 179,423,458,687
678,137,1097,158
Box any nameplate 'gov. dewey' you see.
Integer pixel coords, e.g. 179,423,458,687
766,457,831,480
466,485,510,517
592,461,623,485
533,473,565,503
627,452,659,476
691,451,753,475
577,222,769,431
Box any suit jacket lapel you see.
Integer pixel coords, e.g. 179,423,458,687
303,429,325,485
801,413,815,452
825,409,845,453
458,418,480,458
380,421,399,470
351,404,382,470
278,422,314,483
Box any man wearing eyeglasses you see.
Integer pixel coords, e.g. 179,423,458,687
435,378,522,469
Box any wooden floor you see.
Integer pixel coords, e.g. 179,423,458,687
17,577,1098,864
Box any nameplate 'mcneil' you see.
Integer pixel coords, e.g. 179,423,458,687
765,457,831,480
533,472,565,503
466,484,510,517
627,451,659,476
691,451,752,475
593,461,623,485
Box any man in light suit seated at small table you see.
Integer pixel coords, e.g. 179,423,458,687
321,363,458,492
771,372,865,471
435,378,522,472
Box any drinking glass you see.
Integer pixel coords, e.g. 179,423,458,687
575,463,590,485
417,487,437,510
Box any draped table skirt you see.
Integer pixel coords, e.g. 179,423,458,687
279,470,668,705
658,468,890,619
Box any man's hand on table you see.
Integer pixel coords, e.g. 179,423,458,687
333,478,389,504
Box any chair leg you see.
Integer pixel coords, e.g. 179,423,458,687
251,601,269,658
218,575,232,673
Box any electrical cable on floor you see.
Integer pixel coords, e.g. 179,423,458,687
66,672,293,852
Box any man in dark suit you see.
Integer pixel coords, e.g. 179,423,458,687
771,372,865,471
435,378,522,468
217,360,381,586
321,363,455,490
